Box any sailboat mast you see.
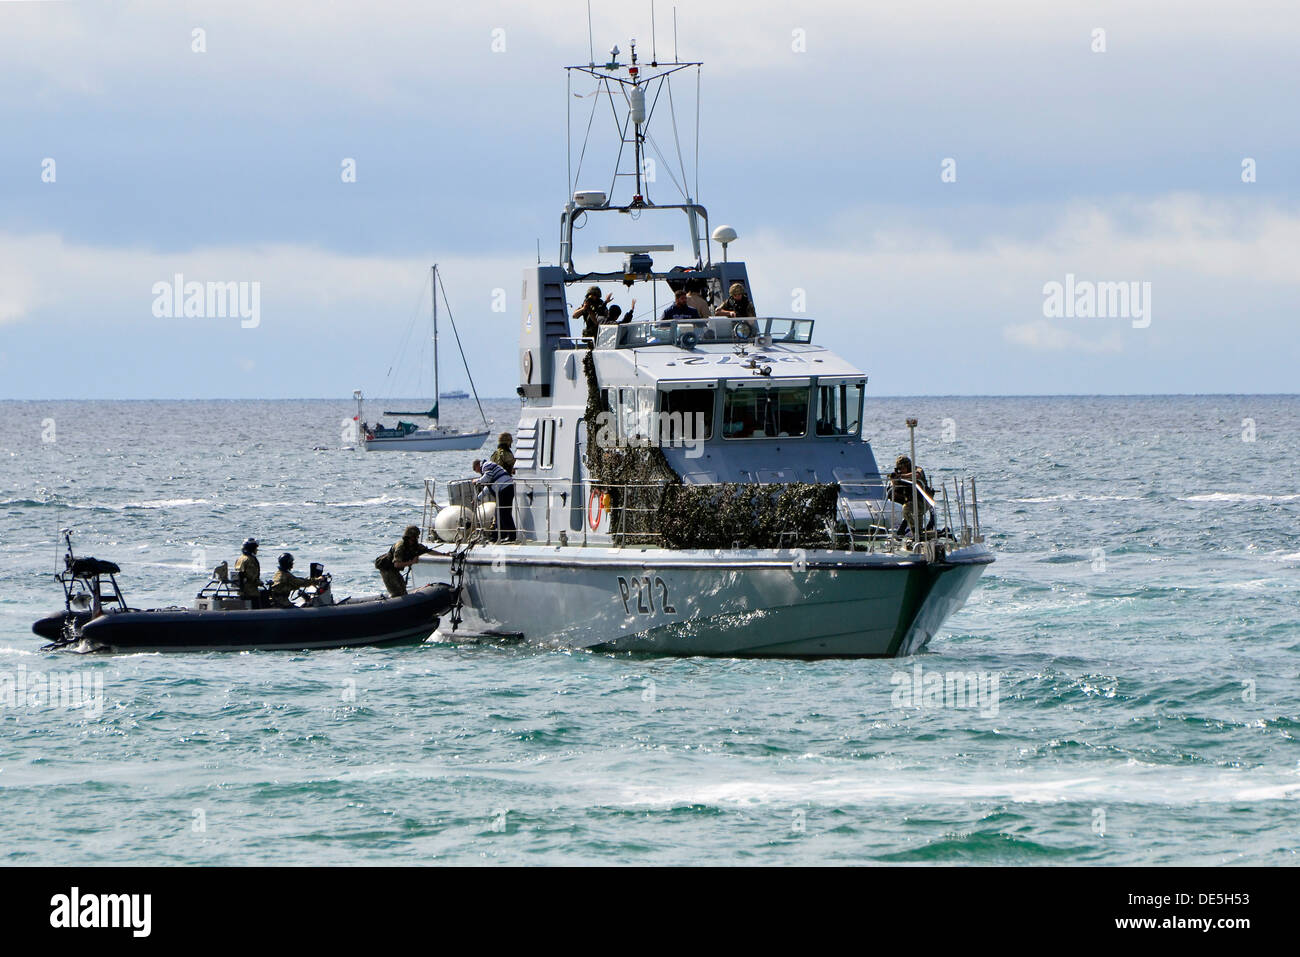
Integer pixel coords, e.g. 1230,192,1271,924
431,264,439,426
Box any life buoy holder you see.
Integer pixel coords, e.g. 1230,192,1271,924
588,487,604,530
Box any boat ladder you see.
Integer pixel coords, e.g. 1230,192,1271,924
448,543,473,632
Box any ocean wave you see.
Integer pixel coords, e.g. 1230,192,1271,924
0,497,212,511
248,496,419,508
1181,492,1300,503
611,767,1300,808
1009,494,1139,504
3,496,417,511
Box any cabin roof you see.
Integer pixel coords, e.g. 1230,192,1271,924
588,339,866,385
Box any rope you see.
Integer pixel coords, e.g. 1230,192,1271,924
434,269,490,429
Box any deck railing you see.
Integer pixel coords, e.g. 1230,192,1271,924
423,474,983,554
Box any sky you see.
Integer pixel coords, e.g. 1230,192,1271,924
1,0,1298,398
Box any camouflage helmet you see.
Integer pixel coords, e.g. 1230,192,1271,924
404,525,420,540
242,537,258,552
278,552,294,570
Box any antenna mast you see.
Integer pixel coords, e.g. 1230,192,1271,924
587,0,595,65
651,0,657,63
630,40,645,205
431,264,439,425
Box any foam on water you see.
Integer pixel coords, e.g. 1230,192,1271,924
2,395,1298,865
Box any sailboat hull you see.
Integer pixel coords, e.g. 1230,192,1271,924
363,429,489,452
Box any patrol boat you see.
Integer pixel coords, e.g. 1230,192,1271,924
414,41,994,657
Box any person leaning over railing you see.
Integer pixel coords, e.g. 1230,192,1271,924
374,525,434,597
472,459,517,543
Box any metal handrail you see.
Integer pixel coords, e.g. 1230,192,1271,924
423,473,985,553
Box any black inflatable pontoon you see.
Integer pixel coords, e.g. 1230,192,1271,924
34,531,457,653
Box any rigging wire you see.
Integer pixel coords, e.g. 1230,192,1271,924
695,65,701,203
604,79,630,200
665,74,691,201
571,81,601,191
434,269,490,429
645,132,687,200
376,269,432,406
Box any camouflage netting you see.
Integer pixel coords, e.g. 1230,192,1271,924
581,350,841,548
655,482,840,549
582,351,680,543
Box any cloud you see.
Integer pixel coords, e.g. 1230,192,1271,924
0,232,522,328
1002,321,1124,354
3,192,1299,396
4,0,1298,112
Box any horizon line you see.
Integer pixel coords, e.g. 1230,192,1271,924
2,393,1298,402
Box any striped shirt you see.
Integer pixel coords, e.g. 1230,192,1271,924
476,461,513,492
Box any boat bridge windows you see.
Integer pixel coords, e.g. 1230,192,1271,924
722,380,810,439
814,379,865,437
598,377,859,447
659,383,715,443
598,317,814,350
602,382,717,450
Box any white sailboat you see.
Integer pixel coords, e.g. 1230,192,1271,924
355,265,491,452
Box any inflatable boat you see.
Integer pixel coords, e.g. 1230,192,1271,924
34,532,457,653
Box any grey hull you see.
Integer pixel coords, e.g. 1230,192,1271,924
416,544,992,657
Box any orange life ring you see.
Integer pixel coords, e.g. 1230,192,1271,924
588,487,603,530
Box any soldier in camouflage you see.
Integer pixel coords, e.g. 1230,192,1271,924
268,552,324,607
234,537,263,605
375,525,434,597
491,432,516,475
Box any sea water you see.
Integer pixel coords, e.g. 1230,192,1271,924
0,396,1296,864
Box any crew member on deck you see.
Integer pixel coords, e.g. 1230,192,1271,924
268,553,324,607
888,455,935,539
473,459,517,543
603,299,637,324
572,286,611,338
491,432,516,475
376,526,435,597
684,278,713,317
716,282,755,318
234,537,263,606
660,287,702,321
